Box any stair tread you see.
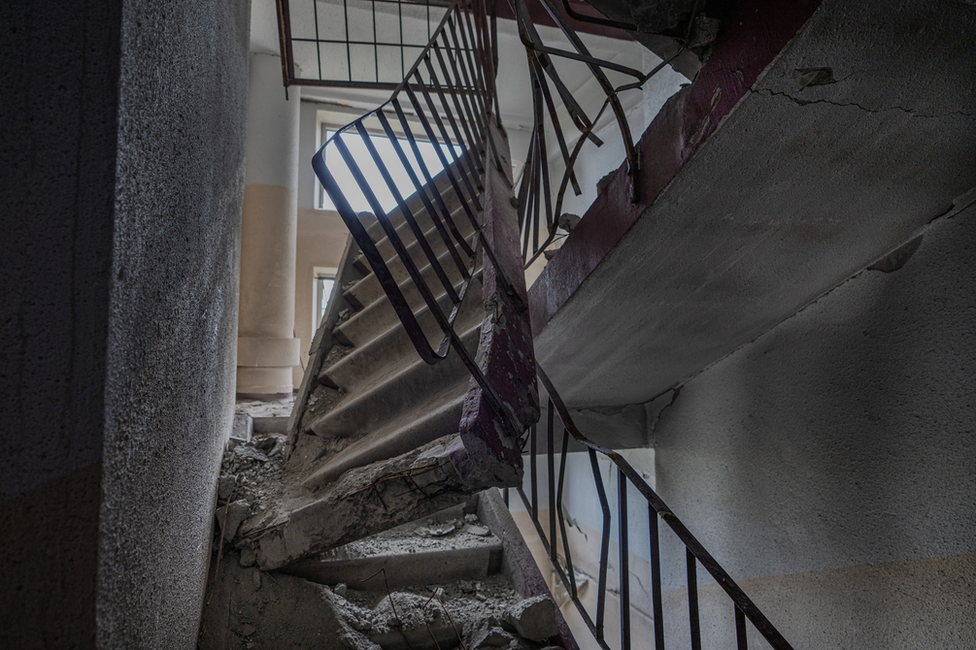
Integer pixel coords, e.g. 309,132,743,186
322,293,484,394
304,382,469,489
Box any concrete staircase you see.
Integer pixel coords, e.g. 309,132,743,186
200,489,578,650
232,126,538,571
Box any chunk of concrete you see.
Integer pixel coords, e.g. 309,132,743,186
231,413,253,448
217,475,236,502
216,499,250,542
502,595,558,642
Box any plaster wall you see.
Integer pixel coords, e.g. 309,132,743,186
547,205,976,648
96,0,250,648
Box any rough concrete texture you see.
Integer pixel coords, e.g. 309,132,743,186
95,0,250,648
645,205,976,646
0,0,122,646
199,551,345,650
533,0,976,409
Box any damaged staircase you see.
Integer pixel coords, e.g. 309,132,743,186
226,0,539,574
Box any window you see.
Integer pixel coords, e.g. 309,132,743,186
313,267,338,330
318,124,463,213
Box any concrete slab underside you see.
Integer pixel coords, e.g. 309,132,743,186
533,0,976,409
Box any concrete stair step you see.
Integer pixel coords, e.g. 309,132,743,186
335,271,468,349
279,514,502,590
353,169,467,275
308,325,480,438
304,382,468,489
324,279,484,394
344,215,476,312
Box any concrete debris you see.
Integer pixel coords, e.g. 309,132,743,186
254,434,285,457
557,213,581,232
239,546,256,567
217,500,250,542
427,523,457,537
217,475,237,502
235,397,295,419
231,412,253,448
502,595,558,642
234,445,269,463
465,524,491,537
465,513,479,524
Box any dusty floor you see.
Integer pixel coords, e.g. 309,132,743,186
204,433,565,650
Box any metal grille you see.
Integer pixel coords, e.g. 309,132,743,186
278,0,454,88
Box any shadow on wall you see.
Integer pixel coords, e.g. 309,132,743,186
652,206,976,648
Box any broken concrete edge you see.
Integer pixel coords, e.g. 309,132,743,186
528,0,825,337
479,488,581,650
456,122,541,488
286,233,357,454
245,434,486,570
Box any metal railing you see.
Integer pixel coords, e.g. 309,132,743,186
510,0,698,265
278,0,454,89
309,1,795,649
311,0,526,440
513,367,795,650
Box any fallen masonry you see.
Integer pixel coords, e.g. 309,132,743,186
200,434,574,650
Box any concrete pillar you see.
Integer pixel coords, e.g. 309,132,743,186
237,53,301,398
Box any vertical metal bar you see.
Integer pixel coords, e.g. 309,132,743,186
343,0,352,82
687,548,702,650
390,100,473,256
399,0,404,79
353,123,460,303
547,399,557,561
555,423,578,598
589,449,611,641
374,112,471,275
422,54,480,183
438,31,484,155
312,0,323,80
530,425,538,523
736,606,749,650
408,76,482,213
402,86,480,227
649,506,665,650
372,0,379,83
618,469,631,650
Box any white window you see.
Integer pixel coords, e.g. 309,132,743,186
313,266,338,330
318,122,463,213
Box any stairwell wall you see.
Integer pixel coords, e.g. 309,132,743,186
647,204,976,648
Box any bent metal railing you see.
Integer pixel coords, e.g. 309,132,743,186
312,0,531,451
310,0,794,648
515,367,795,650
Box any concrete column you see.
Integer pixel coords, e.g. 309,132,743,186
237,53,301,398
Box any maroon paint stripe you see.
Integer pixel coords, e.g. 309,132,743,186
527,0,823,337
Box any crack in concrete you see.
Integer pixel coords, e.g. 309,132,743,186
750,87,975,119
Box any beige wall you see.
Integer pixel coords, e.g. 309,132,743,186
293,206,349,386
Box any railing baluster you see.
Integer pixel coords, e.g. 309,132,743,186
353,123,460,305
390,100,474,258
555,422,578,598
374,111,471,278
618,469,631,650
589,449,611,641
687,548,702,650
736,605,749,650
547,400,557,559
649,506,665,650
530,423,538,523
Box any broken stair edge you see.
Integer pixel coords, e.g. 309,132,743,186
242,433,524,571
